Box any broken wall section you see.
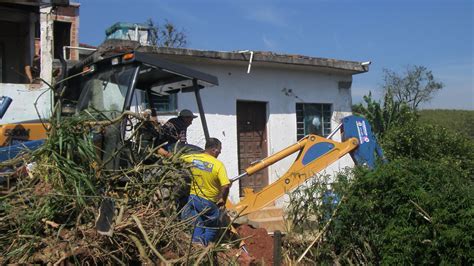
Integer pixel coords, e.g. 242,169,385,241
0,2,80,124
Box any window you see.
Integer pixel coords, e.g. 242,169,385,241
149,93,177,113
54,21,71,59
76,65,137,119
0,17,31,83
296,103,332,139
131,89,150,112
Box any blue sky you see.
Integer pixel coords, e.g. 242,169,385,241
76,0,473,110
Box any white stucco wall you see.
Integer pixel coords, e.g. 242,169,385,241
1,6,55,124
162,61,355,204
0,84,52,123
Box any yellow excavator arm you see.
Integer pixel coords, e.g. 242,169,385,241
227,135,358,216
226,115,385,218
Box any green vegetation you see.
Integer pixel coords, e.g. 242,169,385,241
352,92,415,137
286,119,474,264
419,109,474,139
285,66,473,264
327,157,472,264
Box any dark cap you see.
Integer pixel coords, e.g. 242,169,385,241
179,109,198,118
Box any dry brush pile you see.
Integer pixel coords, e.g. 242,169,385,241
0,112,240,265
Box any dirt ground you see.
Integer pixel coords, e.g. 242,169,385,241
236,224,274,265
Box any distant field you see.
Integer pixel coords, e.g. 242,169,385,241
419,109,474,138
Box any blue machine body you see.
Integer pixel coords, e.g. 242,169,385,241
0,139,44,162
0,96,12,119
342,115,386,169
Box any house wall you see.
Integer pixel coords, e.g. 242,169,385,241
0,84,51,122
40,6,54,85
158,61,354,204
1,5,55,124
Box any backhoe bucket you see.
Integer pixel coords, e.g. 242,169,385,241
341,115,386,168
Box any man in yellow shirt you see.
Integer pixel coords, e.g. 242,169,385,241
181,138,230,245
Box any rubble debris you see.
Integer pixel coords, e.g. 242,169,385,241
237,224,274,265
0,113,241,264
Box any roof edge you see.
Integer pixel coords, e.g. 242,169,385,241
97,40,369,74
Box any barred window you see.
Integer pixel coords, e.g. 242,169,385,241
296,103,332,140
150,93,177,112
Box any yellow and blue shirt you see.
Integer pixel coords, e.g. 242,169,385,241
182,153,230,203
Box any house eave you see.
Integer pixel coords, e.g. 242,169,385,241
95,39,369,75
148,47,369,74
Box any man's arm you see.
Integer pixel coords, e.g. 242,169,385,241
25,65,33,83
215,162,231,207
157,147,172,158
216,184,230,207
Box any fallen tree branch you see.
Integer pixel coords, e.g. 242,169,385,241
409,199,432,223
42,218,60,228
132,214,169,265
129,234,153,265
194,244,213,266
297,196,346,263
83,111,148,126
53,247,87,266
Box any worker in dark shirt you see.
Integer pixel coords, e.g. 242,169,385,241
25,39,41,84
163,109,197,151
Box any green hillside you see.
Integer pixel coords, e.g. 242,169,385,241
419,109,474,139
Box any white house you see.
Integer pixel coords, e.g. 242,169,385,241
135,47,369,204
1,5,369,205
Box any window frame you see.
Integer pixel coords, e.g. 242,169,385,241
296,103,332,139
149,93,178,114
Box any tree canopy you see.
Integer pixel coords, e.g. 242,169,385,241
353,65,443,137
382,65,443,110
147,19,187,48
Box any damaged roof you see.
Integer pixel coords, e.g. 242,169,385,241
96,39,369,75
0,0,72,7
147,47,368,74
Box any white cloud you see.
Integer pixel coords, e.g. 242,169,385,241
262,35,278,50
245,6,289,28
155,3,203,26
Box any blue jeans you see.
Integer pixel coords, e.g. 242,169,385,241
181,194,220,246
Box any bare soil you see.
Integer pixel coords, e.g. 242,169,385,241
236,224,274,265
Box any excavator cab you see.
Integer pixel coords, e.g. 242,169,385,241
59,51,218,169
62,51,217,123
0,51,219,164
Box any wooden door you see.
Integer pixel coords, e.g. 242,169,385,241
237,101,268,195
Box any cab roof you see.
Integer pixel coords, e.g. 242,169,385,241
69,51,219,91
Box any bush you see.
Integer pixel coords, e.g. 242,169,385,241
418,109,474,139
286,121,474,264
382,121,474,176
324,159,473,264
285,173,348,235
352,92,416,137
